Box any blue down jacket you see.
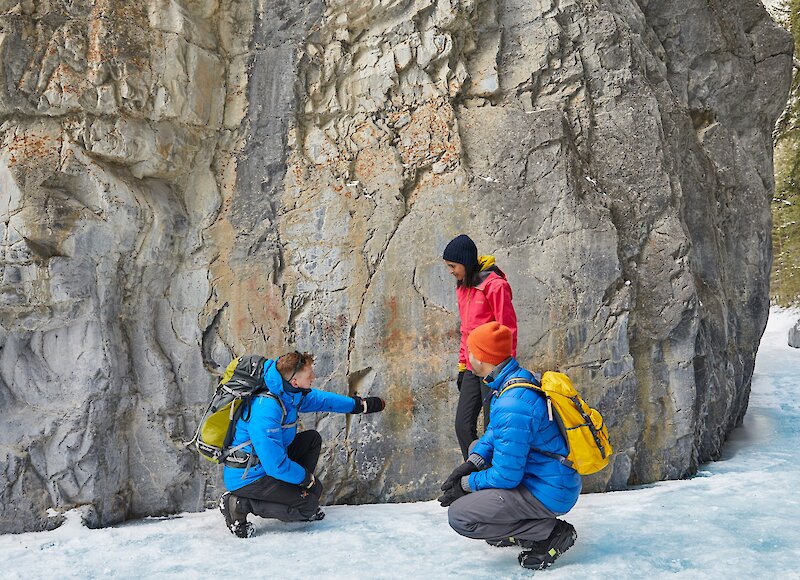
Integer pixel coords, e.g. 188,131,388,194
468,358,582,514
223,358,356,491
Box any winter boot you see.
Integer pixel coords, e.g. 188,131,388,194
518,520,576,570
304,508,325,522
219,492,254,538
485,536,537,549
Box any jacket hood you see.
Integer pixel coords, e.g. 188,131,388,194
475,255,507,289
483,358,537,392
264,358,307,407
478,255,495,270
263,359,286,396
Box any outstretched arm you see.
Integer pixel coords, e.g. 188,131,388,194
298,389,357,413
298,389,385,414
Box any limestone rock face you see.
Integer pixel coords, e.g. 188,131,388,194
0,0,792,532
0,0,252,533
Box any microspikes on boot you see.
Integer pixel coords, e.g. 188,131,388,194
518,520,577,570
219,492,254,539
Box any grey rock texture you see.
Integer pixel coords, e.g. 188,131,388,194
0,1,251,532
790,319,800,348
0,0,792,532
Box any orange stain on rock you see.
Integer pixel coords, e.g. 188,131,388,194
384,381,415,432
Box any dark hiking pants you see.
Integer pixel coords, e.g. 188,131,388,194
455,370,492,460
448,485,559,543
234,430,323,522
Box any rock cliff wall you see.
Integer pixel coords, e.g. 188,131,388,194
0,0,791,532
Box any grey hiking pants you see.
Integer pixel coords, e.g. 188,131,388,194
448,485,559,542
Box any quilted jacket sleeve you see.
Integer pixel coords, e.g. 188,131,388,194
484,278,518,355
298,389,358,414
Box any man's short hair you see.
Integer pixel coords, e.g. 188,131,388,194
277,351,315,381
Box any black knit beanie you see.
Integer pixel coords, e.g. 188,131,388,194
443,234,478,266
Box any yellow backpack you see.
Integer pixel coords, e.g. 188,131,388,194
501,371,612,475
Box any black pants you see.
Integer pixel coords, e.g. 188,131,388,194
234,430,323,522
454,370,492,460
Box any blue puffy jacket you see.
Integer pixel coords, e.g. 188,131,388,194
468,358,582,514
223,358,356,491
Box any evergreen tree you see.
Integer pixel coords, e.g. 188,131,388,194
772,0,800,305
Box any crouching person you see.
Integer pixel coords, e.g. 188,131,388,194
220,351,385,537
439,322,581,570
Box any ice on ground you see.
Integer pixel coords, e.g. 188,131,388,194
2,309,799,579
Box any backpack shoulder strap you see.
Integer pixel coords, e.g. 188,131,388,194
257,391,294,427
498,376,542,397
221,392,290,469
258,391,286,420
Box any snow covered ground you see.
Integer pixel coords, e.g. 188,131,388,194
2,309,799,579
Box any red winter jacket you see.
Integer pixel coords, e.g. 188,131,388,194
456,257,518,371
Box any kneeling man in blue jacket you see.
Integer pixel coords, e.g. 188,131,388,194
220,351,385,538
439,322,581,570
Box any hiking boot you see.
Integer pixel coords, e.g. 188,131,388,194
304,508,325,522
518,520,577,570
219,492,254,538
485,536,538,549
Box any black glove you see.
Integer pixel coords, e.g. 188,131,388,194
456,370,465,391
438,483,467,507
351,396,386,414
441,460,479,491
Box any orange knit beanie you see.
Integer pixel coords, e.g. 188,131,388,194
467,322,513,366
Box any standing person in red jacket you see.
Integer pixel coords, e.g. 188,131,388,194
443,234,518,459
